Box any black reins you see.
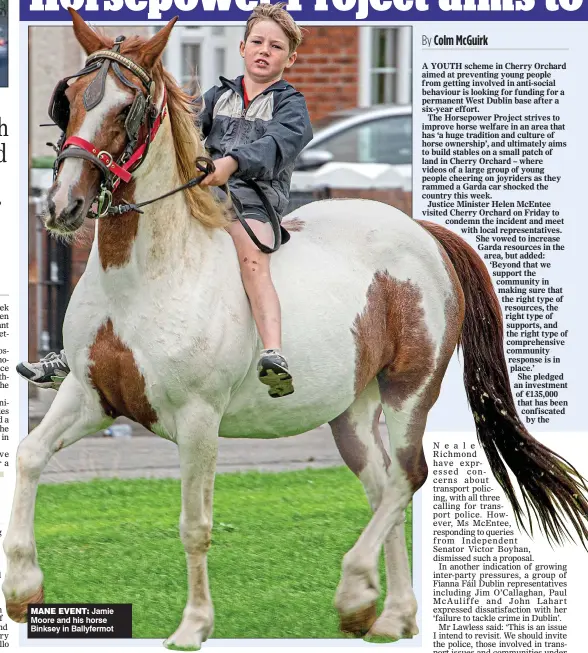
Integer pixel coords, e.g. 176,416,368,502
95,157,282,255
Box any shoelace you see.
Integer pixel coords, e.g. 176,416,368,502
40,352,66,373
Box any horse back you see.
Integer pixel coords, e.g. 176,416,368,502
220,199,462,438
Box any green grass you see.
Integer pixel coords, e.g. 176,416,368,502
32,156,57,169
36,467,412,639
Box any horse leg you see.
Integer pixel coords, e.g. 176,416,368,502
2,374,111,622
164,403,220,651
367,278,460,639
329,380,388,636
367,394,425,639
333,371,436,641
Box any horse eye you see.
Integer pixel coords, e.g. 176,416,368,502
119,106,131,120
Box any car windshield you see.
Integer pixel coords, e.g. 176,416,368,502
310,113,412,166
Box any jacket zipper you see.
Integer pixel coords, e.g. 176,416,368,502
230,94,247,149
231,87,271,149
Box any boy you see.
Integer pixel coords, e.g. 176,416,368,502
18,4,312,399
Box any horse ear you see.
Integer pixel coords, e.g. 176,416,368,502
69,8,106,55
140,17,178,69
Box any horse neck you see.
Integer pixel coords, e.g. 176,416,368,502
97,116,211,277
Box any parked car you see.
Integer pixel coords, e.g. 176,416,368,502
293,105,412,183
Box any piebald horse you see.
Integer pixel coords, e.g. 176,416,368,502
4,12,588,649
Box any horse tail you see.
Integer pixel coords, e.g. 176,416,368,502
418,220,588,547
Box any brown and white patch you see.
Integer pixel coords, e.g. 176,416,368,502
330,411,369,477
88,319,157,428
350,260,464,492
97,179,140,270
330,381,389,479
352,270,436,400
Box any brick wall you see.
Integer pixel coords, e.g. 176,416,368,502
285,27,359,123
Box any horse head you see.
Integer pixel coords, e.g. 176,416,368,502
46,9,177,234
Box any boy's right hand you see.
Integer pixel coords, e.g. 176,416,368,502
201,156,239,187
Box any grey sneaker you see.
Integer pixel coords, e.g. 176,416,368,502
257,349,294,398
16,350,70,389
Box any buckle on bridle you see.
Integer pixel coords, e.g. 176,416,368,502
98,150,114,169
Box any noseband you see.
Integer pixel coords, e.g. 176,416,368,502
49,36,172,218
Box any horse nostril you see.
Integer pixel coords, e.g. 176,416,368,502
45,199,57,228
65,198,84,221
56,197,85,231
68,198,83,215
47,198,56,217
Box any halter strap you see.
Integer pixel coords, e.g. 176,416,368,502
111,95,168,190
58,136,133,183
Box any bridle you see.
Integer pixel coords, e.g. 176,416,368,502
48,36,213,218
48,35,283,253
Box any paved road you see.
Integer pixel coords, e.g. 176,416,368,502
0,58,6,87
31,389,361,484
41,426,351,484
31,389,393,484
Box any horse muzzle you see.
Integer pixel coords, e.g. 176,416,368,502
46,188,89,234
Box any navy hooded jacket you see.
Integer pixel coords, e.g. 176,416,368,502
198,75,313,218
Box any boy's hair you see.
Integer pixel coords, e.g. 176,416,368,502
244,3,303,55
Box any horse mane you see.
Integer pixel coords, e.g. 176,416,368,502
158,68,231,230
106,34,230,231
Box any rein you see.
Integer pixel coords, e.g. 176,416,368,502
47,37,283,254
96,158,282,255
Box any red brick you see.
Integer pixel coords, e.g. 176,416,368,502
287,27,359,123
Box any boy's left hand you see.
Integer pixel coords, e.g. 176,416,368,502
201,156,239,187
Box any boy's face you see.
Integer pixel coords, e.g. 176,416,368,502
240,19,297,84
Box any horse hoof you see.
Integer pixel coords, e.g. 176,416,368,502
163,634,204,651
6,586,45,623
367,612,419,641
339,602,377,637
163,619,211,651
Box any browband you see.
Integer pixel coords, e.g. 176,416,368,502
85,50,154,93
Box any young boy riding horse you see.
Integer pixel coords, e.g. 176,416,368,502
18,4,312,399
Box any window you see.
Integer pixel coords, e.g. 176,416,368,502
181,42,201,92
360,27,412,107
372,29,397,104
314,115,412,166
155,26,234,94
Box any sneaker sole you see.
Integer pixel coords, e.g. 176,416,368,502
258,368,294,398
17,376,55,389
16,364,65,389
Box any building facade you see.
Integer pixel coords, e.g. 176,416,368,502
30,24,411,158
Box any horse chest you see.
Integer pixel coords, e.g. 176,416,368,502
88,319,158,428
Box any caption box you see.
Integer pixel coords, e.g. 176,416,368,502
27,604,132,638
